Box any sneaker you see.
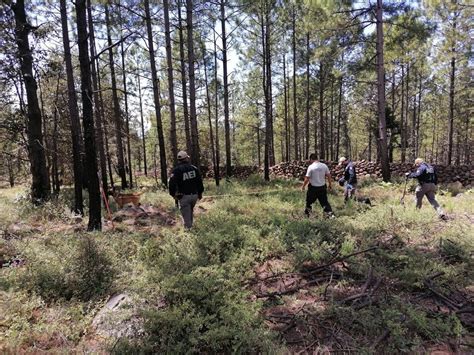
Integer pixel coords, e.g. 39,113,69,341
326,212,336,219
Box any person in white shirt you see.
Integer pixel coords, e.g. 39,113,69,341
301,153,334,218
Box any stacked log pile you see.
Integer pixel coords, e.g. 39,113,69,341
269,160,474,187
202,166,260,179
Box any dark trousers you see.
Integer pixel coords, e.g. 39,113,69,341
305,185,333,214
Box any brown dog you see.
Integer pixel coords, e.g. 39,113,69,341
111,190,142,209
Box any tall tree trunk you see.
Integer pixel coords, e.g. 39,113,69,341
105,4,127,189
87,0,108,195
60,0,84,211
319,61,325,159
447,16,456,165
220,0,232,176
144,0,168,185
163,0,178,165
119,8,133,188
336,75,343,159
400,63,405,162
292,6,298,160
204,53,218,185
263,0,273,180
97,59,115,190
416,72,422,158
187,0,200,165
177,0,191,154
330,80,334,161
411,72,417,161
213,30,220,185
52,73,61,195
305,33,310,159
375,0,390,181
75,0,101,230
12,0,50,204
137,69,147,176
283,54,289,161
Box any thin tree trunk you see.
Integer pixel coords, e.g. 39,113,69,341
416,72,422,158
177,0,191,154
144,0,168,185
220,0,232,176
97,60,115,190
204,53,218,185
213,30,220,185
187,0,200,165
400,63,405,162
283,54,289,161
105,4,127,189
75,0,101,230
60,0,84,211
52,73,61,195
292,6,298,160
137,69,147,176
411,72,417,161
319,61,325,159
336,75,342,159
447,17,456,165
263,0,273,180
87,0,108,195
163,0,178,165
119,7,133,189
305,33,310,159
330,80,334,161
12,0,50,203
375,0,390,181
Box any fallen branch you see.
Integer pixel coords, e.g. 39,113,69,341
302,247,378,275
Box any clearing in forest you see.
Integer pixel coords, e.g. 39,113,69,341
0,176,473,353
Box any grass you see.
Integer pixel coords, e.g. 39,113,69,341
0,176,473,353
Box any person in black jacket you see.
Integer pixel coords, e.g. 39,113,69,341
338,157,357,202
169,151,204,229
405,158,446,219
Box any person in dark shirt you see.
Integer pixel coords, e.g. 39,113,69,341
338,157,357,202
405,158,446,219
169,151,204,229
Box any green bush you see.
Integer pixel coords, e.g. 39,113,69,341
20,235,114,301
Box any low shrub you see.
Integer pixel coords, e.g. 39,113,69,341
19,235,114,302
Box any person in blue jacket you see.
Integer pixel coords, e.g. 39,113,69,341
338,157,357,202
405,158,446,219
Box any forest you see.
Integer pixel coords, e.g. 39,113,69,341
0,0,473,353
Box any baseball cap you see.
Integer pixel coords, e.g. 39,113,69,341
177,151,189,160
